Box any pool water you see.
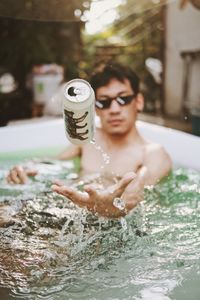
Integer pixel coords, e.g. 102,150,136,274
0,159,200,300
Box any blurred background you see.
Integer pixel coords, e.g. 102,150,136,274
0,0,199,135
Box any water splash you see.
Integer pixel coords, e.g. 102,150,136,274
0,164,200,299
120,217,128,230
90,139,110,170
113,197,126,210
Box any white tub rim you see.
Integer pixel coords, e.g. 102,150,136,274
0,118,200,170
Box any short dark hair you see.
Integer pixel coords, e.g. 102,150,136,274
90,61,140,95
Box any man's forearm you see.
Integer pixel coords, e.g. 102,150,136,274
121,166,148,213
57,145,81,160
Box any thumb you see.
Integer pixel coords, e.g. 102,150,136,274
112,172,136,198
26,169,38,177
52,179,64,186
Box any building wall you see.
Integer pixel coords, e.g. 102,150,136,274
165,1,200,116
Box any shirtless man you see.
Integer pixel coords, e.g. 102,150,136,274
7,62,172,218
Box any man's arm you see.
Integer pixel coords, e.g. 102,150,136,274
52,172,137,218
7,144,82,184
142,144,172,185
123,144,172,211
56,144,81,160
52,144,172,218
51,166,150,218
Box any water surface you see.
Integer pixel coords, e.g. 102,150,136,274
0,160,199,300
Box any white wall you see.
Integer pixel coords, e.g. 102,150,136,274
165,1,200,116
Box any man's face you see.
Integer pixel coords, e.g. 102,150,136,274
95,78,143,136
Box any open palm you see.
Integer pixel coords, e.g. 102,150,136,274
52,172,136,218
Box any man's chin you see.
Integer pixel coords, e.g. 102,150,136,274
102,123,128,136
108,127,126,136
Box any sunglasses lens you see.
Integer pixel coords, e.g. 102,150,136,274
96,99,111,109
96,94,135,109
117,95,135,105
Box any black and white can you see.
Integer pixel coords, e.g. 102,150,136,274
63,79,95,145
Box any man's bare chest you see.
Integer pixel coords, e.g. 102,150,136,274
81,144,144,176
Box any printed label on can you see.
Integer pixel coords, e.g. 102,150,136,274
64,108,89,141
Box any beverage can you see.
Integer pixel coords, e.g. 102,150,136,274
63,79,95,145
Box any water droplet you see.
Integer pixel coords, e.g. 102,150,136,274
120,217,127,230
67,173,79,180
113,197,126,210
91,141,110,169
90,138,95,144
102,153,110,165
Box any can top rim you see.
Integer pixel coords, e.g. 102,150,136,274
64,79,92,103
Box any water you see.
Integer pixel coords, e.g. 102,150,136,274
113,198,126,210
0,160,200,300
90,139,110,171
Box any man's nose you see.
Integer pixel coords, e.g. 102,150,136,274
109,99,121,113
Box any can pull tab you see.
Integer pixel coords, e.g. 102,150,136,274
68,86,82,97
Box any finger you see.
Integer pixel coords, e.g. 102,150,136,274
6,175,14,184
52,179,64,186
112,172,136,198
51,184,89,206
26,169,38,176
15,166,28,184
51,184,74,196
84,185,98,198
9,169,21,184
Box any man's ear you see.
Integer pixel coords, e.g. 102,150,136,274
136,93,144,112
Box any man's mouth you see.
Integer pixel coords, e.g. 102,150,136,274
108,119,123,126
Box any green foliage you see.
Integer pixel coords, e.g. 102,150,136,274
0,0,93,83
82,0,164,78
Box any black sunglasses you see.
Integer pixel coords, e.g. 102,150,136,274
95,94,136,110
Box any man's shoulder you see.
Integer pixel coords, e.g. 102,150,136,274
144,140,163,151
144,141,170,159
143,141,172,179
144,141,172,167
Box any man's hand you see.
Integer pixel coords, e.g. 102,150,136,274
52,172,137,218
6,166,38,184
